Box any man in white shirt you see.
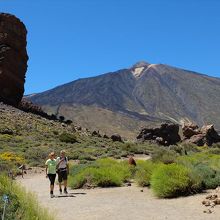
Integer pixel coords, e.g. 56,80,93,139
56,150,69,194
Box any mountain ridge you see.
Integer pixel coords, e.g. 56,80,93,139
28,61,220,138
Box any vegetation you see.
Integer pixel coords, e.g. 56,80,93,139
0,105,156,167
134,160,157,186
69,158,132,188
0,175,54,220
2,104,220,200
150,164,191,198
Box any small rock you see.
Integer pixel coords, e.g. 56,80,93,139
213,199,220,205
204,201,211,206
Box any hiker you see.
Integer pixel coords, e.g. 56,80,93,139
56,150,69,194
18,164,26,178
45,152,57,198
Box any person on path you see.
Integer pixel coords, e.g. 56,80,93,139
45,152,57,198
56,150,69,194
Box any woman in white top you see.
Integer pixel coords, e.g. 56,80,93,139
56,150,69,194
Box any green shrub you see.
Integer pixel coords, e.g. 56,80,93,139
135,160,157,186
151,148,177,164
150,164,191,198
193,164,220,189
0,175,54,220
69,167,122,188
59,132,77,143
187,168,203,193
69,158,132,188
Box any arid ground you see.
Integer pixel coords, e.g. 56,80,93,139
18,170,220,220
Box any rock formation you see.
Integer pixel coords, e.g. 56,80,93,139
182,123,220,146
0,13,28,106
111,134,123,142
136,123,181,146
128,156,136,166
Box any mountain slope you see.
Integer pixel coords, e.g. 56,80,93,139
29,61,220,138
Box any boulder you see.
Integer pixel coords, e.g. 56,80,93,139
183,124,220,146
111,134,123,142
185,134,205,146
182,122,200,139
136,123,181,146
92,130,101,137
0,13,28,106
128,156,136,166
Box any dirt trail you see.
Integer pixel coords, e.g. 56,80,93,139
18,172,220,220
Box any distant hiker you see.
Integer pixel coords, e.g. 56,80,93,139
18,164,26,178
45,152,57,198
56,150,69,194
128,155,136,166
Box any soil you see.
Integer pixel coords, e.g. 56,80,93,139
18,171,220,220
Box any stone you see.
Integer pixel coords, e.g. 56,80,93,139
92,130,101,137
183,124,220,146
213,199,220,205
128,156,136,166
0,13,28,106
111,134,123,142
137,123,181,146
182,122,200,139
103,134,109,139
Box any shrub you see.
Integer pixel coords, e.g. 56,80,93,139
150,164,191,198
69,167,122,188
193,163,220,189
135,160,157,186
151,148,177,164
0,152,25,165
0,175,54,220
59,132,77,143
0,160,14,173
69,158,132,189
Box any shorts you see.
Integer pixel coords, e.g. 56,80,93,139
58,169,67,183
48,174,56,185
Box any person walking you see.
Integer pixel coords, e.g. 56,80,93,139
45,152,57,198
56,150,69,194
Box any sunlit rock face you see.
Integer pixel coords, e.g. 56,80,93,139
0,13,28,106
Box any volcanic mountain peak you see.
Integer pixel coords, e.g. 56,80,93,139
131,61,160,78
131,61,150,78
132,61,150,68
28,61,220,138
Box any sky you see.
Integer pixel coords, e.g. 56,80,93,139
1,0,220,94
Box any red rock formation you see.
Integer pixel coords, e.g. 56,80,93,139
0,13,28,106
183,123,220,146
128,156,136,166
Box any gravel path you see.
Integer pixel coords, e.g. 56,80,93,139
18,173,220,220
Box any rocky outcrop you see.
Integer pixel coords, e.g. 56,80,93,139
0,13,28,106
183,123,220,146
111,134,123,142
136,123,181,146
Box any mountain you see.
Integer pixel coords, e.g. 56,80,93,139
28,61,220,138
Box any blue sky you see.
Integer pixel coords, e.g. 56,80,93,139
1,0,220,94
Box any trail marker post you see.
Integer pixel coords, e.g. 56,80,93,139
1,194,9,220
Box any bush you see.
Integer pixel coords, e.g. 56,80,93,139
150,164,191,198
193,164,220,189
59,132,77,143
0,175,54,220
0,152,25,166
135,160,157,186
151,148,177,164
69,167,122,188
69,158,132,189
